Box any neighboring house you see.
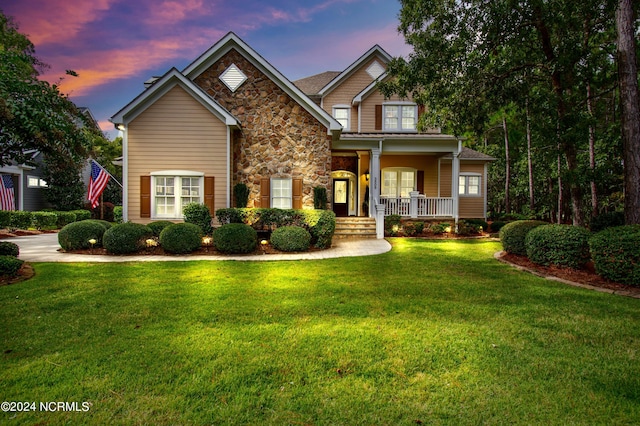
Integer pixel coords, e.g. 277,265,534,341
110,32,493,238
0,150,50,211
0,107,106,212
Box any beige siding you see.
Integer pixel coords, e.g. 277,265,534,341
360,90,405,132
323,57,390,132
439,160,452,197
127,85,228,222
459,162,486,218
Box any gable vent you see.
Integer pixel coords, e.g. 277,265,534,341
366,61,385,80
220,64,247,92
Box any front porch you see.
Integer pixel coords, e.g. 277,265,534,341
380,193,454,218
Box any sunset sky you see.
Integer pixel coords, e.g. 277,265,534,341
2,0,412,139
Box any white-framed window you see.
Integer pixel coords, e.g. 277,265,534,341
383,104,417,131
332,106,350,130
27,176,48,188
381,168,416,197
151,171,203,218
459,174,481,196
271,178,292,209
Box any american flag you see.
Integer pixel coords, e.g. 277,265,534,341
0,174,16,211
87,160,110,208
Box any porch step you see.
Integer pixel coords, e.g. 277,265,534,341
333,217,377,239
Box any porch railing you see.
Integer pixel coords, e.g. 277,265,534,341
380,194,454,218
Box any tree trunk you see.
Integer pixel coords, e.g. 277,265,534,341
557,149,563,224
526,100,535,213
587,83,598,218
616,0,640,225
502,115,511,214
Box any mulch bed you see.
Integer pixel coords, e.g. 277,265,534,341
0,263,35,286
499,252,640,297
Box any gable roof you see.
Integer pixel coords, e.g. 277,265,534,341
182,32,342,133
317,45,392,97
110,68,239,127
444,147,496,161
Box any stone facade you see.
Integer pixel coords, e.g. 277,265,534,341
193,49,332,208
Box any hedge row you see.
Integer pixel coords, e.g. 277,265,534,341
0,241,23,277
501,220,640,286
216,208,335,249
0,209,92,230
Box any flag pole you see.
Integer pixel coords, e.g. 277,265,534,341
91,159,123,188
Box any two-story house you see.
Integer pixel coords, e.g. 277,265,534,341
110,32,493,238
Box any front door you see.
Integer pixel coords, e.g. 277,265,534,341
333,179,349,217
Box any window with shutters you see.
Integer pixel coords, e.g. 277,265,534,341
151,172,204,218
383,104,417,131
381,168,416,197
271,178,292,209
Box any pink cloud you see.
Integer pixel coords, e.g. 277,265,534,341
143,0,210,26
6,0,116,47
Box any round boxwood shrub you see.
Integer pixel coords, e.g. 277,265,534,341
525,224,591,269
148,220,175,237
0,241,19,257
55,211,77,228
589,225,640,286
213,223,257,254
270,226,311,252
159,223,203,254
183,203,213,235
499,220,547,256
0,255,24,277
103,222,153,254
58,220,109,250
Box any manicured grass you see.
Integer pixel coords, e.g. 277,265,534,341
1,239,639,424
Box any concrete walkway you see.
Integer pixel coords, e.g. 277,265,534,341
9,233,392,263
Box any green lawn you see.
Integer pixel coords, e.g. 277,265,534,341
1,239,639,425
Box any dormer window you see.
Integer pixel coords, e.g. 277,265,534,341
384,104,417,131
332,106,350,130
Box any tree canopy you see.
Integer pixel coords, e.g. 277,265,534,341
380,0,639,225
0,11,95,168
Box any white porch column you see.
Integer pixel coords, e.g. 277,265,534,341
375,203,385,238
452,140,461,228
369,147,381,217
409,191,419,218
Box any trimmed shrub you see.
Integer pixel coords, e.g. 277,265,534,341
0,210,11,228
9,211,32,230
32,211,58,230
183,203,213,235
457,220,483,236
0,255,24,277
85,219,112,230
55,211,76,228
114,206,123,224
270,226,311,252
233,183,250,208
589,225,640,286
525,224,591,269
500,220,547,256
313,186,328,210
71,210,92,221
103,222,153,254
213,223,257,254
385,214,402,236
58,220,109,250
148,220,174,237
0,241,19,257
160,223,203,254
429,222,450,235
590,211,625,233
301,210,335,249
